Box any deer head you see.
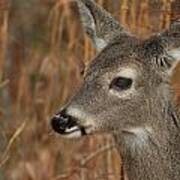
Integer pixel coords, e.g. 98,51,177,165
51,0,180,141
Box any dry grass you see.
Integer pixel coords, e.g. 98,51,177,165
0,0,179,180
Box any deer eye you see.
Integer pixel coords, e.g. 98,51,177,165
109,77,132,91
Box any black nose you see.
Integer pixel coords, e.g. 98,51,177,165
51,110,77,134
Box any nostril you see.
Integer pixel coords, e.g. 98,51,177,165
51,111,79,134
51,111,88,137
51,114,70,134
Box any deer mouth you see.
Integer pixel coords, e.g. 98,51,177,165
51,113,91,138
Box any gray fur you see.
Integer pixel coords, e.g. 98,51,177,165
55,1,180,179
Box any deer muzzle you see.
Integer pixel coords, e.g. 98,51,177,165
51,110,87,137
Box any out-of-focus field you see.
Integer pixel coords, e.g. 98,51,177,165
0,0,179,180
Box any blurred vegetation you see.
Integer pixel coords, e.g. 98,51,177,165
0,0,179,180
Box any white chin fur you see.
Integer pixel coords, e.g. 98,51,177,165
65,126,80,133
63,129,82,138
62,126,93,139
63,126,82,138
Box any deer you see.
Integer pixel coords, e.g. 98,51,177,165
51,0,180,179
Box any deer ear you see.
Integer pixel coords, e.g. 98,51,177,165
76,0,129,51
168,48,180,60
164,20,180,74
167,48,180,62
166,48,180,74
145,19,180,74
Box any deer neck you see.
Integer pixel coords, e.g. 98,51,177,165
115,107,180,180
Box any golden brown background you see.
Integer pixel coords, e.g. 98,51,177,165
0,0,180,180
